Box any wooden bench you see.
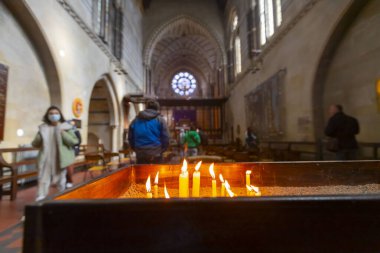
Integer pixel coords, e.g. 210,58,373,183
0,145,106,201
0,147,39,200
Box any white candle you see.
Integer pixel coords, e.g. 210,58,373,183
179,160,189,198
192,161,202,197
209,163,217,197
154,171,159,198
146,175,152,198
219,174,225,197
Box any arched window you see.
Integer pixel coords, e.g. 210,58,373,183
171,72,197,96
231,11,242,76
259,0,282,45
235,36,242,74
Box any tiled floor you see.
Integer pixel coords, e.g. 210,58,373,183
0,172,86,253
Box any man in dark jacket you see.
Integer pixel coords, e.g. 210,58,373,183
128,100,170,164
324,104,360,160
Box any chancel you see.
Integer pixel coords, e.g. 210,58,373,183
0,0,380,252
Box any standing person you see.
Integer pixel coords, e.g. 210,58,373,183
184,125,201,157
177,128,186,159
65,120,82,188
128,100,170,164
245,127,257,148
324,104,360,160
197,127,208,155
32,106,79,201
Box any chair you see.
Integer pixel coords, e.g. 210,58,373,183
83,153,107,181
103,151,121,171
119,148,134,165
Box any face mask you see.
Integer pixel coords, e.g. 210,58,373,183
48,114,61,122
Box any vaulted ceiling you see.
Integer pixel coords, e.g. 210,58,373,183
146,16,224,99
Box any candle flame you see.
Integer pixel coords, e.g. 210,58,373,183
154,171,159,184
246,170,252,175
195,161,202,172
164,183,170,198
209,163,215,179
219,174,224,183
224,180,235,197
146,175,151,193
181,159,188,174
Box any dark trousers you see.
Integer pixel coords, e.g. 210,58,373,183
136,155,163,165
336,149,358,160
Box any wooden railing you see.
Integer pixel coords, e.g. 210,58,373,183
0,144,124,201
0,147,39,200
260,140,380,160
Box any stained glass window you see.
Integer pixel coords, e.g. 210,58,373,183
171,72,197,96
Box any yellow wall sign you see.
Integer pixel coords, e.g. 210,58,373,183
72,98,84,118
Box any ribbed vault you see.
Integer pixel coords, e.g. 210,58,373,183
145,15,224,99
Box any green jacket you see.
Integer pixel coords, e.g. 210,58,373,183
184,130,201,148
32,122,78,169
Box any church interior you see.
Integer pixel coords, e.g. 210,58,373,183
1,0,380,252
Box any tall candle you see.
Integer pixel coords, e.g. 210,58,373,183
154,171,159,198
146,175,152,198
179,159,189,198
246,170,252,194
246,170,252,185
209,163,217,197
225,180,235,197
219,174,225,197
192,161,202,197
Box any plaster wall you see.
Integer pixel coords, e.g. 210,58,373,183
0,2,50,147
226,0,353,142
323,0,380,142
0,0,143,150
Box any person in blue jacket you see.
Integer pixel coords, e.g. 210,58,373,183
128,100,170,164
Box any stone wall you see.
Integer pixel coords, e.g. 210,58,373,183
323,0,380,143
225,0,355,142
0,0,143,150
0,2,50,147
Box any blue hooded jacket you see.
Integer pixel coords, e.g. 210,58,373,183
128,109,169,156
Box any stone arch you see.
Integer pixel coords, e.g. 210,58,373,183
87,74,121,151
144,14,226,66
144,15,226,99
227,6,239,49
312,0,370,139
3,0,62,106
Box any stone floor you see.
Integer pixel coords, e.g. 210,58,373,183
0,171,86,253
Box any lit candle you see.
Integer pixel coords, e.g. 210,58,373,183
251,185,261,196
192,161,202,197
164,182,170,199
146,175,152,198
225,180,235,197
154,171,159,198
246,185,261,196
246,185,253,196
179,159,189,198
209,163,217,197
219,174,225,197
246,170,252,194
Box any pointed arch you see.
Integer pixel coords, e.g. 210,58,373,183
87,74,121,151
144,15,226,67
3,0,62,106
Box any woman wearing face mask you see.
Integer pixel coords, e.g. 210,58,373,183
32,106,79,201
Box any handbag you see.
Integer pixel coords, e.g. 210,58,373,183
326,138,339,152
